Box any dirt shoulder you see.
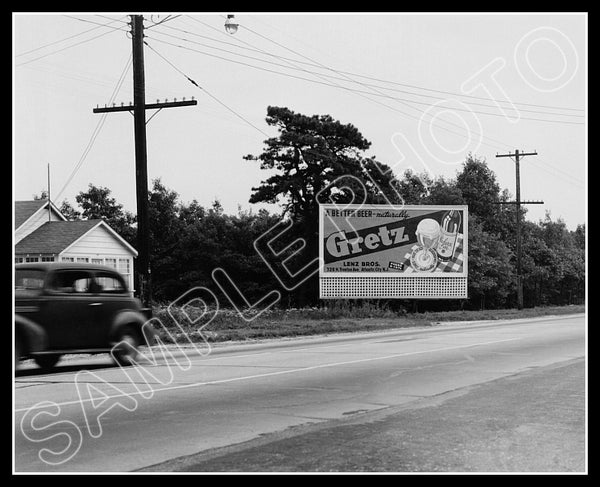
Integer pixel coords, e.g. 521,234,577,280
153,304,586,344
146,358,585,473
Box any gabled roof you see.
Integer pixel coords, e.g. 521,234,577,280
15,200,46,229
14,199,67,229
15,220,138,258
15,220,102,254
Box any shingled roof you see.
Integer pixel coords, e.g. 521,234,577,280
15,200,47,229
15,220,103,254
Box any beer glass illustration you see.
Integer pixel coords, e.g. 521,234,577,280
410,218,441,272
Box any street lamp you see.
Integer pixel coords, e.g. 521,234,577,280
224,14,239,34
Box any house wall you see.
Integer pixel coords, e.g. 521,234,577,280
15,206,63,243
60,225,136,293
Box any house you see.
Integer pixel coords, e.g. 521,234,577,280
14,199,138,292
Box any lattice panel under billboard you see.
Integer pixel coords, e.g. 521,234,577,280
320,276,468,299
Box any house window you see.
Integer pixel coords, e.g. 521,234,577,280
105,258,117,269
25,257,39,263
91,258,103,265
76,257,89,263
41,256,55,262
118,259,131,284
118,258,130,274
61,257,74,262
15,257,24,264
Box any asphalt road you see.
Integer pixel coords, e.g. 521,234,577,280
14,314,585,473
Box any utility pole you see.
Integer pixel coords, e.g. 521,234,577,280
47,163,51,222
131,14,150,308
93,15,197,306
495,149,543,310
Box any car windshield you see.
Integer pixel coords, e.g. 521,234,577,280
15,269,45,290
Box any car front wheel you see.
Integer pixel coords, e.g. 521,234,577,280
112,326,141,366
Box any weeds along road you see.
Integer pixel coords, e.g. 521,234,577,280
14,314,585,473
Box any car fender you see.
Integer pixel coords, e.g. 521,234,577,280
109,310,157,345
15,314,48,354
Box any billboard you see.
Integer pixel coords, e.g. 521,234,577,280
319,204,468,298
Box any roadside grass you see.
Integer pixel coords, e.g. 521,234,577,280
151,303,585,344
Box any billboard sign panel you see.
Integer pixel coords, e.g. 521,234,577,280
319,204,468,298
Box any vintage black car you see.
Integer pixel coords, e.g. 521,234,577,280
15,262,154,369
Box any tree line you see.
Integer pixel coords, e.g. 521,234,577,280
44,106,585,310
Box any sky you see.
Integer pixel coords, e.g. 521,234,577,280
13,12,587,230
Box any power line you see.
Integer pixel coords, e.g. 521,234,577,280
162,16,582,169
233,18,588,193
221,21,521,151
240,15,585,114
63,15,130,31
148,17,585,203
94,15,130,24
144,36,511,153
145,35,583,128
527,157,585,188
15,25,125,67
169,20,452,145
170,18,514,152
54,54,133,201
161,20,583,119
240,23,584,126
146,36,510,191
145,14,182,30
143,40,270,138
16,16,128,57
187,17,585,194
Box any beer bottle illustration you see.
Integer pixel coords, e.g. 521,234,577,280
436,210,461,262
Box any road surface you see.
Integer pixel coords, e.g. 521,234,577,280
14,314,585,472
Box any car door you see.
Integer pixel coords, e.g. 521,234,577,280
43,269,98,349
89,270,134,346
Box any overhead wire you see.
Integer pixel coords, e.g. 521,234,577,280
175,17,511,152
184,16,586,192
16,16,128,58
219,20,522,151
144,34,507,196
144,35,516,155
94,15,130,24
15,26,126,67
234,17,588,190
148,32,590,175
236,21,584,127
143,40,270,138
243,15,585,114
175,17,517,155
145,14,182,30
146,28,582,128
63,15,130,31
158,20,583,120
526,158,585,188
54,53,133,201
16,16,129,68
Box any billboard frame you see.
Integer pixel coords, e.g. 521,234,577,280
318,204,469,299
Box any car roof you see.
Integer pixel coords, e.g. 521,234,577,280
15,262,122,273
